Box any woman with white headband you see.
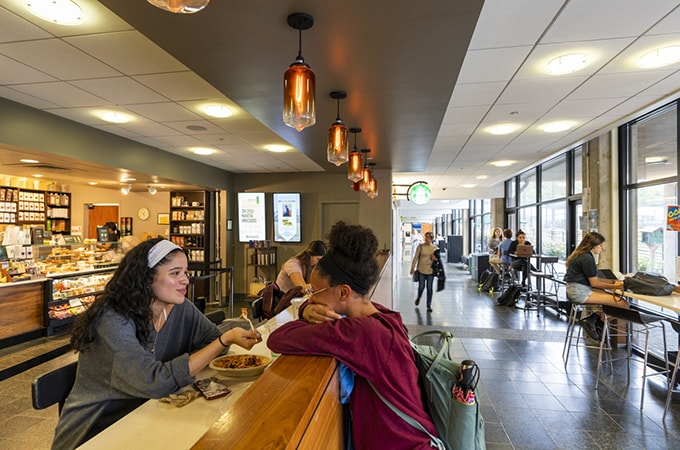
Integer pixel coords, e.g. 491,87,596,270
52,238,261,450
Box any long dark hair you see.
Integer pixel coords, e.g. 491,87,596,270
294,240,327,281
315,221,379,291
566,232,605,267
70,238,185,352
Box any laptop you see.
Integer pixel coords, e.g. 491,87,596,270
514,244,533,258
597,269,621,280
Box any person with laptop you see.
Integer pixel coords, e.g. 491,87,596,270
564,231,627,341
507,230,536,287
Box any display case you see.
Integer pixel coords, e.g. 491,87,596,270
44,268,115,335
245,245,277,296
33,242,122,276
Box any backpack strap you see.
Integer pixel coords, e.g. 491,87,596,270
366,380,446,450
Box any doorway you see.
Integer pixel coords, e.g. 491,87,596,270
86,205,119,240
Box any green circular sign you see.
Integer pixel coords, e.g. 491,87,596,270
408,182,431,205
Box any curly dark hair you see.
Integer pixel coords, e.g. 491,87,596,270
70,238,185,353
316,221,379,290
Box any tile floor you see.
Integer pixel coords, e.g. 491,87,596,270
0,259,679,449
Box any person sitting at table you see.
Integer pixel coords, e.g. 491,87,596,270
489,227,509,274
275,239,327,293
564,231,627,341
507,229,536,287
52,238,262,450
268,221,439,449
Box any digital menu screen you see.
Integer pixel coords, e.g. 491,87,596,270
238,192,266,242
273,192,301,242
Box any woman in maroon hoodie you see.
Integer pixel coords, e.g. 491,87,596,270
268,221,439,450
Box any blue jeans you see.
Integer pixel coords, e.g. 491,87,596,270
417,271,435,307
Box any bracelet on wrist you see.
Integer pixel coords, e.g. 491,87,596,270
218,335,229,347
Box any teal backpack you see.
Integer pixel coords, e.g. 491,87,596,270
369,330,486,450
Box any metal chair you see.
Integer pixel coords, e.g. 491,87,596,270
32,361,78,415
663,320,680,420
595,305,669,410
562,303,603,366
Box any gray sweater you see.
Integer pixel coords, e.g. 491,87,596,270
52,300,221,450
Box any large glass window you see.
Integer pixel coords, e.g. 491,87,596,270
505,179,516,208
518,207,536,244
541,155,566,201
540,201,567,258
629,183,678,279
519,169,537,206
628,107,677,184
572,147,583,195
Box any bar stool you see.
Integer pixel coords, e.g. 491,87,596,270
498,263,514,294
595,305,669,410
663,320,680,421
562,302,603,366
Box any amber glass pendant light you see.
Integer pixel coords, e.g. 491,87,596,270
366,164,378,199
359,150,372,192
147,0,210,14
347,128,363,182
283,13,316,132
327,91,349,166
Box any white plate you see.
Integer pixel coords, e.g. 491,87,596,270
209,354,272,377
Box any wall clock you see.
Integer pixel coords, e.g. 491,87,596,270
137,207,150,221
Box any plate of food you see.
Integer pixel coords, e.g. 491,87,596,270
209,354,272,377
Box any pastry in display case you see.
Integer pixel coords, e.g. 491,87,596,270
34,242,123,275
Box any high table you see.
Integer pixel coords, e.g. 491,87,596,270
77,305,343,450
616,289,680,314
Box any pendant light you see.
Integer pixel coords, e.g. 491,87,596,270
359,149,372,192
283,13,316,132
327,91,349,166
347,128,363,182
147,0,210,14
366,164,378,199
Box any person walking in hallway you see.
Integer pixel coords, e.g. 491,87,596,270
410,231,439,312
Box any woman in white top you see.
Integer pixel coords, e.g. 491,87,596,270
409,231,440,312
275,240,327,292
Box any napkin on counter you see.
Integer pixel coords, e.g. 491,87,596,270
159,390,201,407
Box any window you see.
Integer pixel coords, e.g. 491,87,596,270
540,201,567,258
541,155,566,201
572,147,583,195
505,179,516,208
518,169,537,206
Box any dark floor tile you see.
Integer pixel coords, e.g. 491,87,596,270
547,427,599,450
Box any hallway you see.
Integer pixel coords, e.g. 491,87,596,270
0,260,679,449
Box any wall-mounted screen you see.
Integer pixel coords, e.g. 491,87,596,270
273,192,301,242
238,192,266,242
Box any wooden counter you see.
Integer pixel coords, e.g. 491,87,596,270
0,278,45,346
193,355,342,450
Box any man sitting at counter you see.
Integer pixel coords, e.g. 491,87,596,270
52,238,261,450
268,221,439,450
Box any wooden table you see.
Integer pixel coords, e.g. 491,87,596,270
78,307,343,449
617,290,680,314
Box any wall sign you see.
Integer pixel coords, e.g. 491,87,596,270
273,192,301,242
238,192,266,242
408,182,432,205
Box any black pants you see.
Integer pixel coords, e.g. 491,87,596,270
511,259,536,284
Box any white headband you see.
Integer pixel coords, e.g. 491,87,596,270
147,240,182,268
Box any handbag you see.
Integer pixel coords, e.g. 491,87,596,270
413,270,420,282
624,271,675,296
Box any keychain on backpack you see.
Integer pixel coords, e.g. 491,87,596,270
452,359,479,405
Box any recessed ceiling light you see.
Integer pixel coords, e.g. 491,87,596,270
121,177,136,182
462,184,476,188
546,53,588,75
99,111,132,124
540,121,575,133
485,123,520,135
20,159,39,163
190,147,216,156
491,160,514,167
476,175,488,180
25,0,84,26
88,182,98,185
201,104,233,118
186,125,208,131
638,46,680,68
265,144,290,153
32,174,43,178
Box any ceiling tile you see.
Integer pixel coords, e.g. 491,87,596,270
125,102,201,122
71,77,169,104
132,72,224,102
10,81,108,107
